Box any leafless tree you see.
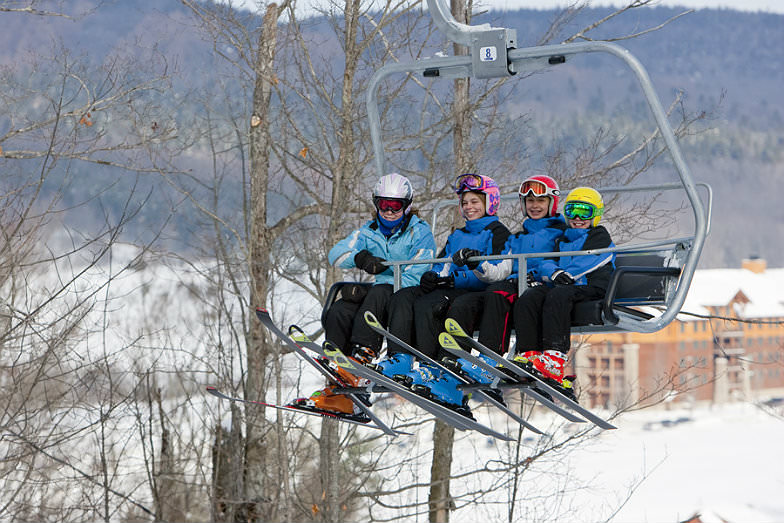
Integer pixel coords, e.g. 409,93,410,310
0,4,195,522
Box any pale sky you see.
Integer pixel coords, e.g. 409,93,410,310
490,0,784,13
235,0,784,15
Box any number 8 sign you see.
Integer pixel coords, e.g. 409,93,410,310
479,46,498,62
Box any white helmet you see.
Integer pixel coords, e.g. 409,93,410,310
372,173,414,214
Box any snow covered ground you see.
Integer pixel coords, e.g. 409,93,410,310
260,276,784,523
567,402,784,523
363,398,784,523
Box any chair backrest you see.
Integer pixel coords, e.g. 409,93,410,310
612,253,668,305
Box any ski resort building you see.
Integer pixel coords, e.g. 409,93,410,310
570,258,784,409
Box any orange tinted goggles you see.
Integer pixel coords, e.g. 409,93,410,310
519,180,553,197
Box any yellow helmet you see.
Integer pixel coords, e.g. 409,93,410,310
564,187,604,227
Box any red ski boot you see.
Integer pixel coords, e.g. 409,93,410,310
531,350,577,401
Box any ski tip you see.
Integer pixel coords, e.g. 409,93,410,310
444,318,466,336
205,386,221,398
363,310,380,327
438,332,461,349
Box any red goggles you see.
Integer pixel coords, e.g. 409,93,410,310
519,180,558,198
375,198,405,212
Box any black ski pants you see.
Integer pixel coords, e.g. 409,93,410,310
387,285,468,360
446,280,518,355
513,284,605,354
323,283,393,354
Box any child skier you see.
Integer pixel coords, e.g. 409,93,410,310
512,186,616,400
443,174,567,384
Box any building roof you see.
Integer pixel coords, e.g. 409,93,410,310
679,267,784,320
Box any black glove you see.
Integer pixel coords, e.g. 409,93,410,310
354,249,388,275
551,269,575,285
340,283,369,303
419,271,441,293
452,248,481,270
437,274,455,289
526,271,543,287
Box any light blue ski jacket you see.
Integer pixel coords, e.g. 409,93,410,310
328,214,436,288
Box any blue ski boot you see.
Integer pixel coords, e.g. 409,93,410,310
441,354,505,405
456,354,498,384
410,364,473,419
369,352,415,383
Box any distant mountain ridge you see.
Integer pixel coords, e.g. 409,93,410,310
1,2,780,267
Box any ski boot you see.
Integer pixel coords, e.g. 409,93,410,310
350,344,377,365
529,350,578,402
442,354,505,405
512,350,542,373
291,386,370,422
322,347,373,406
368,352,416,385
455,354,497,384
410,365,473,419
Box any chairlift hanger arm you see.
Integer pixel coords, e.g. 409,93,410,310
366,0,709,334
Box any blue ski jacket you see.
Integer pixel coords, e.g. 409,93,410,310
539,224,616,289
329,214,437,288
475,215,567,283
432,215,511,290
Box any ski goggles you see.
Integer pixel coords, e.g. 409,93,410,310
374,198,406,213
519,179,558,198
454,174,488,194
564,201,600,220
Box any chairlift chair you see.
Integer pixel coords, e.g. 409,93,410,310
327,0,711,336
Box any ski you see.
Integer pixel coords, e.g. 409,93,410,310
444,318,617,430
439,332,586,424
254,307,404,437
321,341,514,441
363,311,545,435
288,324,330,358
287,325,395,396
206,386,412,433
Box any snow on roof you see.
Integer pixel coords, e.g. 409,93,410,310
679,267,784,319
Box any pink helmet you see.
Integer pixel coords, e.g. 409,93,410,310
518,175,560,217
453,173,501,216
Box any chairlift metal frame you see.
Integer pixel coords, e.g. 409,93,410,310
364,0,710,334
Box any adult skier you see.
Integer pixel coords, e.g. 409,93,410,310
295,173,436,416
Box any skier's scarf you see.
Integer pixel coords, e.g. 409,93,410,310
376,213,406,237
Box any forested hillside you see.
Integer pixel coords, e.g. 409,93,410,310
1,1,781,267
